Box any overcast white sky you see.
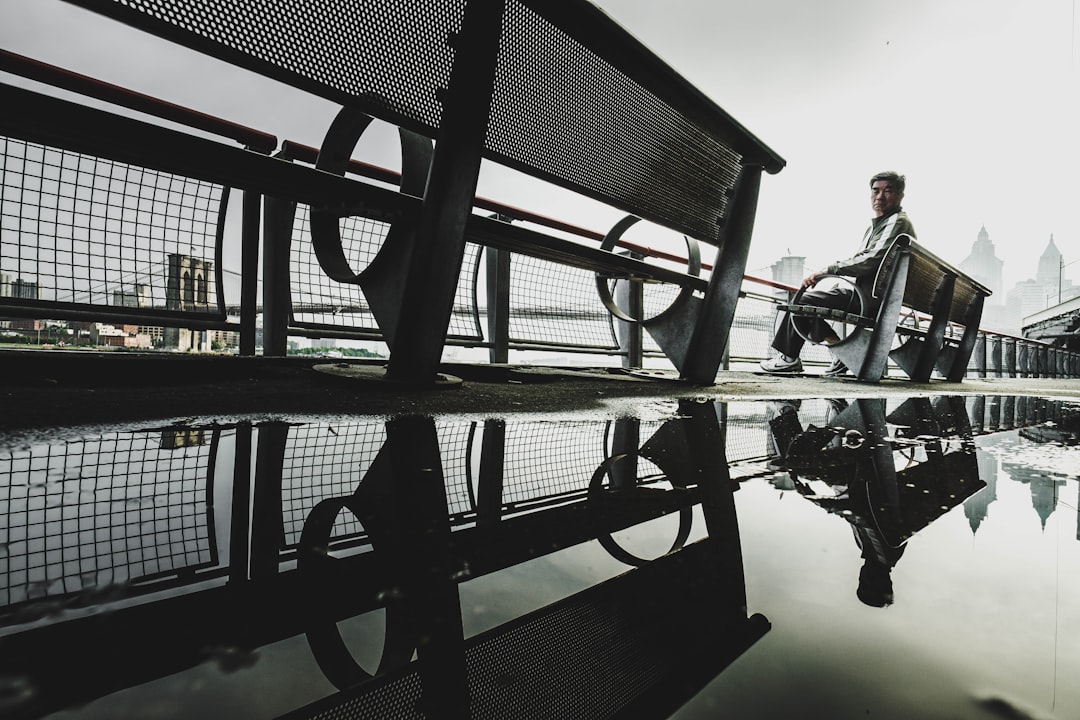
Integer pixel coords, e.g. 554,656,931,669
2,0,1078,291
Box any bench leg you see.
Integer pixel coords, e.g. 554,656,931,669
914,274,955,380
678,164,763,384
386,0,505,384
857,253,911,381
307,106,435,349
939,294,984,381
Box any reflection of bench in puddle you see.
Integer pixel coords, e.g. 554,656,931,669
767,397,986,606
772,397,986,545
289,402,765,717
0,400,767,718
288,537,767,719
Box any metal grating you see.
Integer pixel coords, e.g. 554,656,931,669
0,136,225,317
491,2,743,244
68,0,461,132
509,256,619,350
0,427,217,610
65,0,750,244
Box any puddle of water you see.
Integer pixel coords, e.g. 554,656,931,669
0,395,1077,719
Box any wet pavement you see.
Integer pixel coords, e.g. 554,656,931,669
1,352,1080,718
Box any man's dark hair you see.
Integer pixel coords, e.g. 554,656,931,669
870,171,905,192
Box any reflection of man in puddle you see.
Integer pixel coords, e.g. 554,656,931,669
790,456,907,608
766,399,904,607
851,518,905,607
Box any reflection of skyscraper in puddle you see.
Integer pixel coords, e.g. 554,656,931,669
965,449,999,535
976,396,1080,535
160,428,206,449
1002,461,1068,531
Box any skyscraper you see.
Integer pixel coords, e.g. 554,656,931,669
1036,234,1062,302
959,225,1003,299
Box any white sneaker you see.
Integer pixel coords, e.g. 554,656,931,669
823,357,850,377
759,353,803,374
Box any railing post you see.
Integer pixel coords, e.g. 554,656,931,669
476,420,505,525
485,247,511,364
615,272,644,369
990,334,1002,378
974,333,987,378
239,187,261,357
1005,337,1017,377
229,422,253,582
261,193,295,356
250,422,289,579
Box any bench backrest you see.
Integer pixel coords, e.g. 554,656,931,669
62,0,784,245
875,235,991,324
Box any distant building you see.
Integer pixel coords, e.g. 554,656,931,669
113,284,150,308
959,226,1003,299
89,322,153,349
11,278,40,300
999,235,1077,335
0,276,42,332
1007,280,1049,328
770,254,805,291
1032,234,1076,305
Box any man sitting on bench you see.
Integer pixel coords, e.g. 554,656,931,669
760,170,917,376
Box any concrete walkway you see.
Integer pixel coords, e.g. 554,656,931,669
2,350,1078,433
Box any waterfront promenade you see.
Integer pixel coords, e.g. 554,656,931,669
3,350,1078,434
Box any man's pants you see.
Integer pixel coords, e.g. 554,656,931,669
772,284,862,358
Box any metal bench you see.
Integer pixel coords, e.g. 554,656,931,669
48,0,784,384
784,234,991,382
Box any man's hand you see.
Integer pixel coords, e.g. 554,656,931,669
802,271,824,288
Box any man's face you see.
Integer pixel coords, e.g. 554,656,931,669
870,180,903,218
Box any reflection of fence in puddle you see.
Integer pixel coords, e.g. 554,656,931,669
2,396,1075,616
0,429,219,607
279,419,669,550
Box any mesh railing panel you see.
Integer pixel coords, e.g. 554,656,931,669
0,137,225,317
289,204,483,340
723,404,772,465
0,428,217,609
509,255,618,350
501,421,607,505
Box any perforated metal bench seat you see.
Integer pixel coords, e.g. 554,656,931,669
53,0,786,383
62,0,783,242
